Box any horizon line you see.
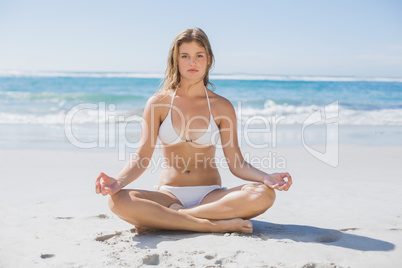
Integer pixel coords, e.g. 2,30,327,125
1,70,402,82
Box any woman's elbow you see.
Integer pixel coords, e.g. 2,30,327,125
228,165,241,177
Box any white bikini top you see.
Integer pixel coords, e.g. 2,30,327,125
158,87,220,146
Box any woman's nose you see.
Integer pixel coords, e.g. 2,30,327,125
189,57,196,65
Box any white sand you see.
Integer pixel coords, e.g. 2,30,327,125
1,145,401,267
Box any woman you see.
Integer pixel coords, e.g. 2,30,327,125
95,28,292,234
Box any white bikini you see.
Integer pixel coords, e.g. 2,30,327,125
158,87,223,208
158,86,220,146
159,185,223,208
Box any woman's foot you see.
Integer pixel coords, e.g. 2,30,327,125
211,218,253,234
135,218,252,234
169,203,184,211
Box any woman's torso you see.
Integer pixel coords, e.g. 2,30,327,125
159,144,221,187
156,87,222,187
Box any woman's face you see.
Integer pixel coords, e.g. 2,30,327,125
177,41,209,83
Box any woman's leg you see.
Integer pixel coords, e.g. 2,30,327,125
108,189,253,233
175,183,276,220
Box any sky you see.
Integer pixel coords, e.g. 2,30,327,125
0,0,401,77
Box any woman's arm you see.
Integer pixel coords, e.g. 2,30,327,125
95,95,163,195
114,95,162,187
218,98,292,191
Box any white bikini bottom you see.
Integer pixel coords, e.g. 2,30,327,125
159,185,224,208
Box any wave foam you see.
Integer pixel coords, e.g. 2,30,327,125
211,74,402,82
1,100,402,126
239,100,402,125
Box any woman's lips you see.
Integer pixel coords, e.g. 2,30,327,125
188,69,198,73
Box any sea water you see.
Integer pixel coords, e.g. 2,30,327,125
1,71,402,150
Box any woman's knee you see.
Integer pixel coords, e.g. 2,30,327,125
242,183,276,213
108,190,140,215
108,190,124,214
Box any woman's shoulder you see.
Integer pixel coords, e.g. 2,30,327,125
147,90,174,105
207,88,234,111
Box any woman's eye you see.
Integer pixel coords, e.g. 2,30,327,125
197,55,204,58
181,55,187,58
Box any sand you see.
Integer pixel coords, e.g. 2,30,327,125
0,144,401,267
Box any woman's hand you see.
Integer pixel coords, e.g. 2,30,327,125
263,172,292,191
95,172,122,196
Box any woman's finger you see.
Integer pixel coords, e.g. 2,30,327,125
271,183,280,190
286,173,293,184
101,185,108,196
95,182,101,194
95,173,103,184
95,173,104,194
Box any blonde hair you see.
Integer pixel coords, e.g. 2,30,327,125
159,28,215,92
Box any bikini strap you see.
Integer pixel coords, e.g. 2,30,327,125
169,88,178,110
204,86,212,115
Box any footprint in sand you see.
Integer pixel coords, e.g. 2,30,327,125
314,231,342,243
40,254,55,259
204,254,215,260
142,253,160,265
339,227,360,232
95,232,122,242
87,214,109,220
302,262,345,268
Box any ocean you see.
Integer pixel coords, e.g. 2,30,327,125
1,71,402,150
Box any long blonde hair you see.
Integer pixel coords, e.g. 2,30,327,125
159,28,215,92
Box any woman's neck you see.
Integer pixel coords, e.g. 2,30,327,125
178,79,205,96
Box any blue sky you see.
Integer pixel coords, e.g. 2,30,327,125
0,0,401,77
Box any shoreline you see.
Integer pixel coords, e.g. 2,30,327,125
2,70,402,82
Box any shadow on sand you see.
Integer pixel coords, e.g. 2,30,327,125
251,220,394,251
131,220,395,252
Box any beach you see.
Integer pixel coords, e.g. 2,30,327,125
1,73,402,267
1,143,401,267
